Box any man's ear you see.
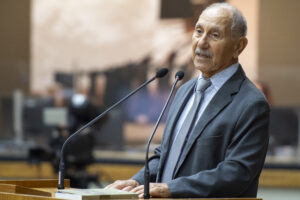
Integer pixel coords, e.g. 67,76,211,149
233,37,248,59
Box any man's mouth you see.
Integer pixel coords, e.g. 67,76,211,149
195,48,213,59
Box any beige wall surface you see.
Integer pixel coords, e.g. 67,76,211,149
0,0,31,136
258,0,300,105
228,0,260,81
0,0,30,95
230,0,300,106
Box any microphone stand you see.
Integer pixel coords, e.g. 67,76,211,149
144,72,183,198
58,68,168,189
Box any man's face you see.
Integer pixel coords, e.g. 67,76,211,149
192,7,237,77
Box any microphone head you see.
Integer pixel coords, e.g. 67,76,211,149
175,70,184,80
155,68,168,78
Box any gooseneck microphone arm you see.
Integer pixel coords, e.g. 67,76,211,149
58,68,168,189
143,71,184,199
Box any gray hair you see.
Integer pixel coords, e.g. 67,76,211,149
203,3,247,40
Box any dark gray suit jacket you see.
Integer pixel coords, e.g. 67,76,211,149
132,65,269,198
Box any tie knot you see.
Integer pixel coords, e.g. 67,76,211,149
196,78,211,92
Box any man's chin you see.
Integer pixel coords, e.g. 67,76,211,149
194,64,211,72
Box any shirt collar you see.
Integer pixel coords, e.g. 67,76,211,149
198,62,239,91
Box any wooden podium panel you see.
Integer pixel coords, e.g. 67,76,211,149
0,183,50,196
0,192,62,200
0,179,69,188
0,179,69,200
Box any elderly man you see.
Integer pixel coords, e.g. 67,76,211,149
106,2,269,198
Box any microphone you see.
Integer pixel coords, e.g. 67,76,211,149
57,68,169,189
143,71,184,199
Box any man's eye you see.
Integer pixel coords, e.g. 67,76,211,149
196,29,203,34
211,33,220,38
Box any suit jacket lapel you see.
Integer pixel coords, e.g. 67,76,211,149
174,66,246,177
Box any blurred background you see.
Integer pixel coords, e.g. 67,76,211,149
0,0,299,199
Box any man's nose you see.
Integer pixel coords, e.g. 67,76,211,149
197,35,209,49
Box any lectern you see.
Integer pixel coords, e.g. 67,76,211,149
0,179,69,200
0,179,262,200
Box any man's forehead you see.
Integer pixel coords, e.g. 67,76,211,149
197,7,233,28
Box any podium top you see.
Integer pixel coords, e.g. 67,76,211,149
0,179,70,188
0,179,70,200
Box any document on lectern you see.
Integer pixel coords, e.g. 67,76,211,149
55,188,138,200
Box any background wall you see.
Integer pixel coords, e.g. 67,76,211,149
258,0,300,106
0,0,31,136
228,0,260,80
0,0,30,95
231,0,300,106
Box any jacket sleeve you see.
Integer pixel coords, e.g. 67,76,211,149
168,99,270,197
